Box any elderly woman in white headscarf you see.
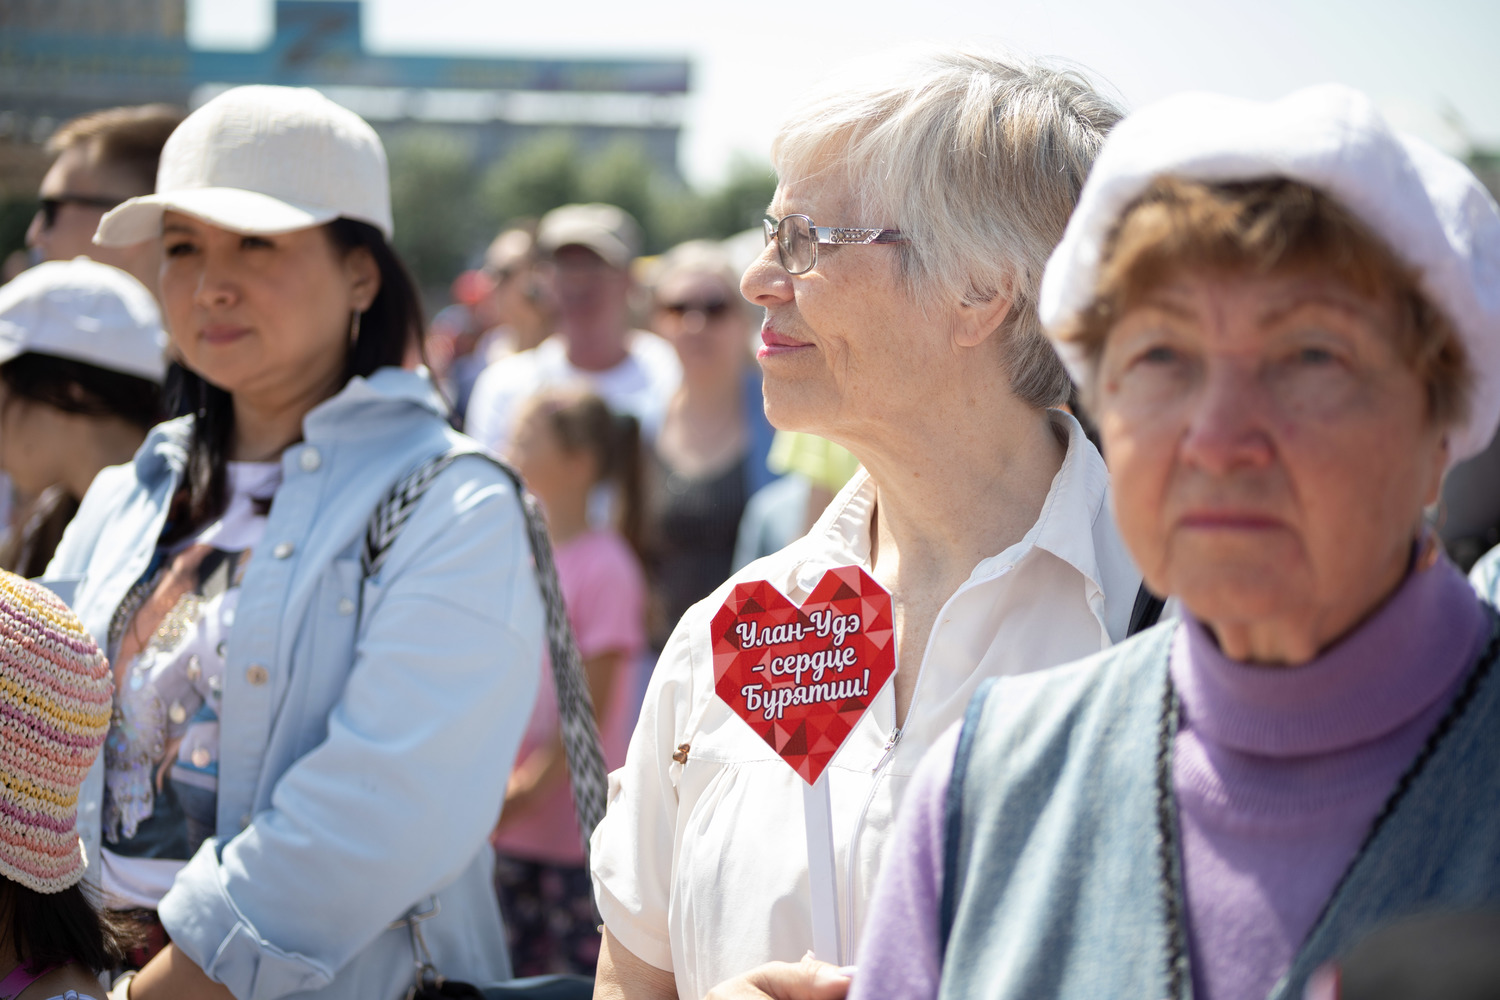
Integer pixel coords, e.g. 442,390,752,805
849,85,1500,1000
590,49,1139,1000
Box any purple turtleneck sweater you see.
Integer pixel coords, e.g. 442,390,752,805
848,558,1488,1000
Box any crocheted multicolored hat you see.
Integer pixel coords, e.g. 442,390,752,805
0,569,111,893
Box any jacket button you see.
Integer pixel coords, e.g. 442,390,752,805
337,597,355,616
245,664,269,686
299,447,322,472
273,542,294,559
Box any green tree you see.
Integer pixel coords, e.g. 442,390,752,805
477,132,583,231
386,128,482,290
578,139,664,251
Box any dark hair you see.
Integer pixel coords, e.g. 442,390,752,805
46,104,185,193
0,879,139,972
0,352,164,434
166,219,425,543
526,388,644,558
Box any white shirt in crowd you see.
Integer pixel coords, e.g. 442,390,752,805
464,331,682,453
589,410,1141,1000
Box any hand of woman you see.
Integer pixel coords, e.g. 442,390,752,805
127,944,236,1000
703,955,853,1000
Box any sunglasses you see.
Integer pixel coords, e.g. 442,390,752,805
38,194,126,229
658,298,732,318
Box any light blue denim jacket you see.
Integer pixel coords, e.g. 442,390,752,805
45,368,543,1000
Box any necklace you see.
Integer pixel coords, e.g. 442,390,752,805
1152,606,1500,1000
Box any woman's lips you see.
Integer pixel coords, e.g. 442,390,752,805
758,328,811,358
1177,510,1285,530
200,324,251,346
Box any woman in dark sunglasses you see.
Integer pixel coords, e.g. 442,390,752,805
639,240,777,656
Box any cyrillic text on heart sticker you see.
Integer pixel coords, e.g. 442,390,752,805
711,566,896,784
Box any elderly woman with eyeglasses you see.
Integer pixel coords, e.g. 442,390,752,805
848,86,1500,1000
589,50,1138,1000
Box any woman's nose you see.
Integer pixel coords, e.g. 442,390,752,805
1179,364,1275,474
741,242,793,307
194,251,239,308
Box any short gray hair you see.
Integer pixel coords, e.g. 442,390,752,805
771,49,1123,407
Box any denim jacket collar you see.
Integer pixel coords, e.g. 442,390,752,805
133,367,447,482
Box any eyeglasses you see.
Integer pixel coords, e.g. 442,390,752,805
762,214,906,275
38,194,125,230
658,297,731,318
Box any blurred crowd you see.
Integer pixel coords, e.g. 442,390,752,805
0,43,1498,1000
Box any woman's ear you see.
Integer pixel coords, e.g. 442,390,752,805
344,245,382,314
952,288,1015,349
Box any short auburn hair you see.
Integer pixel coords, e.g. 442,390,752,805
1062,176,1472,429
46,104,185,194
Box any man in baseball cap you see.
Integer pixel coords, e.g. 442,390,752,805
465,203,680,453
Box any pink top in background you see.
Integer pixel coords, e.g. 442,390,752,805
492,528,646,866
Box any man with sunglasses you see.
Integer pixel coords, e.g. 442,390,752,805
26,104,184,296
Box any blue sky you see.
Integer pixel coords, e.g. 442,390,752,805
188,0,1500,188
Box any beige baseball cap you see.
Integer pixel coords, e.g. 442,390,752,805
537,203,642,269
95,85,393,247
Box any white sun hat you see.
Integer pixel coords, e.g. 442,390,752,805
1039,84,1500,466
94,84,392,247
0,258,166,383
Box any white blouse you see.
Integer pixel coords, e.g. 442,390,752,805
589,410,1141,999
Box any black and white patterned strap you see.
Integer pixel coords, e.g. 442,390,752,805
363,450,608,857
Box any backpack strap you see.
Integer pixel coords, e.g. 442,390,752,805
363,449,608,857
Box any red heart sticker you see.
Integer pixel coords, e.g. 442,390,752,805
711,566,896,784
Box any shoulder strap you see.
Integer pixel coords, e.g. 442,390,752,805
363,450,608,858
939,675,997,955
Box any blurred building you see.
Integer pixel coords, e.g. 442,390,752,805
0,0,690,196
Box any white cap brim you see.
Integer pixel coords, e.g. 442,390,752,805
95,187,341,247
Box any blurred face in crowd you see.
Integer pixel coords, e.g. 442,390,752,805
506,401,593,512
158,211,378,414
486,229,543,322
653,269,749,384
28,141,160,293
544,244,630,339
741,170,964,451
0,377,69,497
1095,266,1448,663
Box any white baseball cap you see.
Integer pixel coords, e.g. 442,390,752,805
94,85,393,247
1040,84,1500,466
0,258,167,383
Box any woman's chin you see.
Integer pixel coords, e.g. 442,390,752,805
1172,565,1313,631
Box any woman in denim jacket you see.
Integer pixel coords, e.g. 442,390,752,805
45,85,543,1000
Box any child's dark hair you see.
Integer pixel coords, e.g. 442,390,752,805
0,879,140,972
0,352,164,435
528,388,643,558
